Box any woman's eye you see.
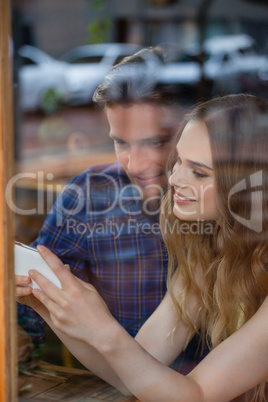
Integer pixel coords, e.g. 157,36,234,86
192,170,208,179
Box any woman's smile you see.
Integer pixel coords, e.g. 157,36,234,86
173,191,196,205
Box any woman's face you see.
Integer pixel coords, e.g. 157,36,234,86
169,120,219,221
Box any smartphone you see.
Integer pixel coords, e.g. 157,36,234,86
14,241,62,289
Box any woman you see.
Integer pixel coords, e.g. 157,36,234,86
16,94,268,401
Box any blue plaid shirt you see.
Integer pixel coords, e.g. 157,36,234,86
17,161,207,370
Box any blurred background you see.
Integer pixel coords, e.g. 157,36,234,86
12,0,268,367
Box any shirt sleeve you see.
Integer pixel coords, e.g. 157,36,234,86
17,303,46,349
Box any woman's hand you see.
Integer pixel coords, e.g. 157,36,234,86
28,245,115,347
15,274,47,314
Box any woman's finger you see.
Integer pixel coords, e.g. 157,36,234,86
29,268,81,313
15,275,31,286
32,287,59,315
36,245,76,288
16,286,32,297
28,269,64,305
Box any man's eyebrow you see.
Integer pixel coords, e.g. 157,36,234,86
141,133,173,142
186,159,213,170
109,134,125,142
109,133,171,142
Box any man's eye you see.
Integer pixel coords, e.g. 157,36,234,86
149,140,169,148
114,140,127,147
192,170,208,179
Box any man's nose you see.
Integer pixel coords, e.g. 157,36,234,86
127,147,149,175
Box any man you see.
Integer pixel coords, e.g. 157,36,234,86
17,45,206,372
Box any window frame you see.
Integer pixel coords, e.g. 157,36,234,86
0,0,17,400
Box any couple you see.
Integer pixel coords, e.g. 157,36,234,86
17,46,268,401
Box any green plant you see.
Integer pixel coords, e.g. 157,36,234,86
86,0,112,44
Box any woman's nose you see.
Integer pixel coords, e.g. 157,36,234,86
169,163,188,187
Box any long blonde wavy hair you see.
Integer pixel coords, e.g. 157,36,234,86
160,94,268,400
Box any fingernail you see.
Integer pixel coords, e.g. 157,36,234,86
28,270,34,276
37,245,45,253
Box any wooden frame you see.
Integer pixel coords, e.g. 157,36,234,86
0,0,18,400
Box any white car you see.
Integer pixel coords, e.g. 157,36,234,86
204,34,267,95
61,43,142,105
18,45,68,112
157,34,267,99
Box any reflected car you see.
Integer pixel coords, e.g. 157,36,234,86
204,34,267,95
18,45,68,112
258,59,268,96
60,43,142,105
157,34,267,99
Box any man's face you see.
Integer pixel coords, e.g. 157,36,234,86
107,103,178,203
